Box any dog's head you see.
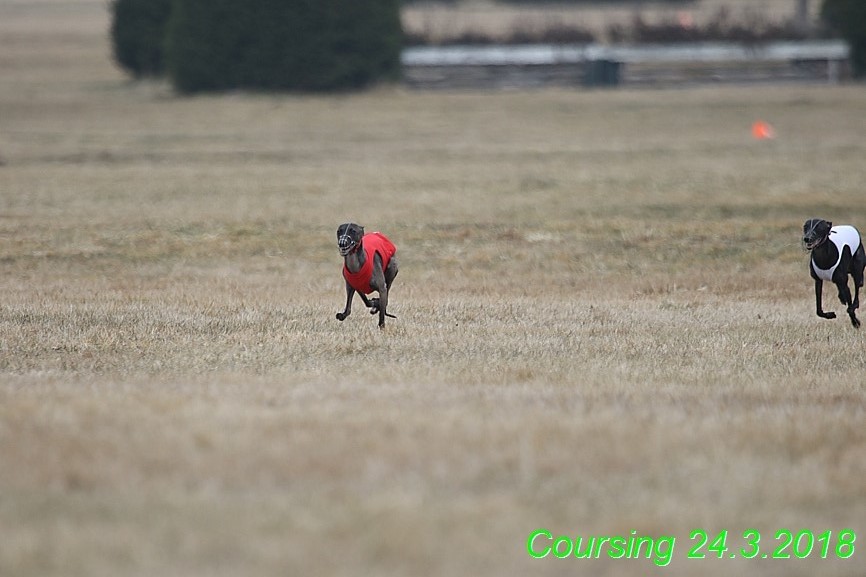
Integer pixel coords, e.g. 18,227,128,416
337,222,365,256
802,218,832,251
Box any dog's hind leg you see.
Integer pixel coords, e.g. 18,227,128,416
854,274,864,311
369,253,398,328
836,280,860,328
384,256,399,291
846,279,861,329
846,243,866,328
848,306,860,328
371,256,399,319
852,245,865,309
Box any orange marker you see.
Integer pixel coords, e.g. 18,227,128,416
752,121,775,140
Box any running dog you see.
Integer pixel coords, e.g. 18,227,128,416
802,218,866,328
335,223,398,328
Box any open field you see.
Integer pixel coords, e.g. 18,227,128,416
1,1,865,576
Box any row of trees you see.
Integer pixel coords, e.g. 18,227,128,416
111,0,865,93
111,0,402,93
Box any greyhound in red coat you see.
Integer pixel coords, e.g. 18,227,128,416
336,223,399,328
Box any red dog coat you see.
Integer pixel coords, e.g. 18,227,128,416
342,232,397,294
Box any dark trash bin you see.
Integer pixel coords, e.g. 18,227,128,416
584,59,621,87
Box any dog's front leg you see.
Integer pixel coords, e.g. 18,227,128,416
815,278,836,320
336,281,355,321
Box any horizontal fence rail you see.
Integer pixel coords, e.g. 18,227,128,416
401,40,850,89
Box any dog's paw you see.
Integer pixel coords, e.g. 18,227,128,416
818,311,836,320
336,312,347,321
851,316,861,329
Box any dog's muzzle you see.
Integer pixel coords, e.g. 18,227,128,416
802,230,825,251
802,237,820,251
802,219,829,251
338,234,358,256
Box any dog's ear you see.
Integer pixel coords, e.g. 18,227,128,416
359,225,365,236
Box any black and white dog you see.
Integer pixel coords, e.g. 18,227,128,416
803,218,866,328
335,222,399,328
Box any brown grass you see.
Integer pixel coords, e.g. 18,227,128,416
1,2,865,577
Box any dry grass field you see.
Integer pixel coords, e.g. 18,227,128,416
1,1,865,576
